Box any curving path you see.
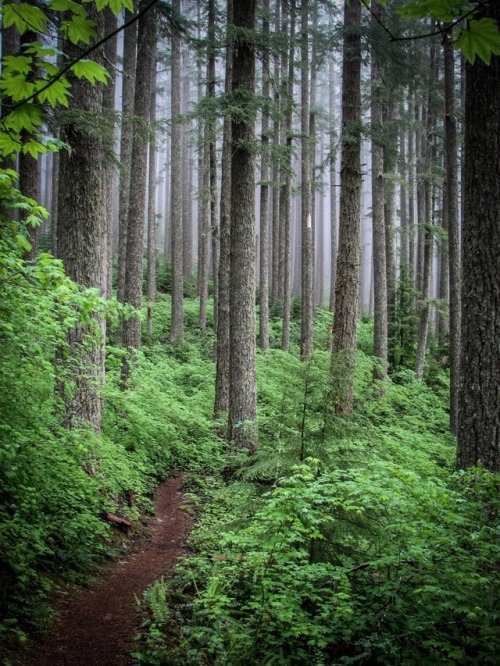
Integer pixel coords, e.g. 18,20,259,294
19,476,191,666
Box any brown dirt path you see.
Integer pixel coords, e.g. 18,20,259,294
19,476,191,666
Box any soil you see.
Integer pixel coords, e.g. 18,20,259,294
18,476,191,666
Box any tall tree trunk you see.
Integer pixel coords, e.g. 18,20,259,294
170,0,184,341
415,38,436,380
214,0,233,418
102,9,118,300
371,0,387,384
457,2,500,471
270,0,281,305
121,0,156,375
384,100,397,363
228,0,257,451
330,0,362,414
182,73,193,280
146,50,158,339
57,6,105,430
117,10,137,305
281,0,295,352
444,33,460,436
208,0,219,333
329,57,337,313
259,0,270,350
300,0,313,361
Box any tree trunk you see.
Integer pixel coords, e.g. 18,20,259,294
300,0,313,361
258,0,270,350
170,0,184,342
102,8,117,300
214,0,233,419
270,0,281,305
415,39,436,381
121,0,156,375
281,0,295,352
329,57,337,313
444,33,460,436
117,10,137,305
57,5,105,429
208,0,219,333
457,1,500,471
330,0,362,414
146,50,158,339
371,0,387,384
228,0,257,451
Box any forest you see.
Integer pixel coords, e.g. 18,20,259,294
0,0,499,664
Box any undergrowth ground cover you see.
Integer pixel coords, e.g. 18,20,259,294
135,307,500,666
1,244,498,666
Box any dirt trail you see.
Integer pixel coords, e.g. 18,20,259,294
20,476,191,666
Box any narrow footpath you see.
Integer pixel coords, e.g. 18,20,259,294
20,476,191,666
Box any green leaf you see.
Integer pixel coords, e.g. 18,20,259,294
1,55,33,77
22,139,47,158
2,3,49,35
0,133,22,157
94,0,134,15
455,18,500,64
60,14,96,45
0,74,35,103
70,60,109,84
36,78,71,108
4,103,43,134
49,0,86,16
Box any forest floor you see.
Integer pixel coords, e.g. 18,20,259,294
16,476,191,666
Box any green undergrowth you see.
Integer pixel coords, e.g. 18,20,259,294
0,220,221,657
135,319,499,666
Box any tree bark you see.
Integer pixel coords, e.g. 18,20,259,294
444,33,460,436
228,0,257,451
146,49,158,339
57,5,105,429
457,1,500,472
415,39,436,381
121,0,156,375
281,0,295,352
300,0,313,361
117,10,137,305
330,0,362,414
371,0,387,384
170,0,184,342
328,57,337,313
259,0,270,350
214,0,233,419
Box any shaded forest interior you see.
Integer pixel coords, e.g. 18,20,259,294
0,0,499,664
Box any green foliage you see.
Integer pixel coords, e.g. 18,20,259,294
0,204,221,651
136,313,497,666
0,0,131,160
396,0,500,64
